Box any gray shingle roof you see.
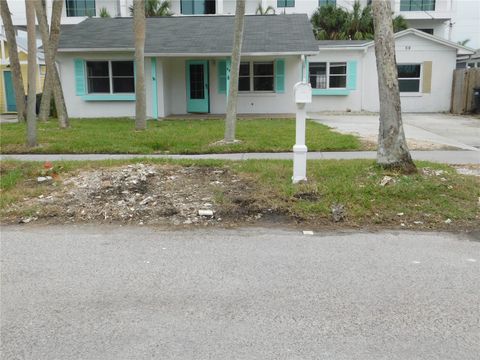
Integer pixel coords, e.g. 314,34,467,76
58,14,318,55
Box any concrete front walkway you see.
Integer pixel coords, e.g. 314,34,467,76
1,150,479,164
309,113,480,151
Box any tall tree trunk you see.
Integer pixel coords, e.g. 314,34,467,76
372,0,416,174
0,0,26,122
38,68,52,121
25,0,37,147
133,0,146,130
224,0,246,143
35,0,69,127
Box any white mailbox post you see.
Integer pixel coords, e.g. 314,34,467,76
293,82,312,183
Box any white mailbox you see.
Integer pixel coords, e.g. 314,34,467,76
294,82,312,104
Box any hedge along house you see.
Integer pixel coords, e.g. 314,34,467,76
306,28,474,113
55,14,318,118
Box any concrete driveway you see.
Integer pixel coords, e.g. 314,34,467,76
1,225,480,359
309,113,480,151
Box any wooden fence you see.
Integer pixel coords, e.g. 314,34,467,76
451,68,480,114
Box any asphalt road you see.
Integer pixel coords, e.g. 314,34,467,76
1,225,479,360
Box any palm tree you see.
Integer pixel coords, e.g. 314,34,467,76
99,7,111,17
458,39,470,46
34,0,69,128
129,0,173,16
255,3,275,15
310,4,350,40
345,1,374,40
224,0,246,143
133,0,146,130
371,0,416,173
311,1,408,40
392,14,408,33
0,0,26,121
25,0,37,147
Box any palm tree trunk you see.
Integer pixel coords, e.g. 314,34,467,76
133,0,146,130
35,0,69,128
38,68,53,121
224,0,246,143
25,0,37,147
50,0,69,128
0,0,26,121
372,0,416,174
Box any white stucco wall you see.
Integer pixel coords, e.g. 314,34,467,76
57,52,137,118
57,53,300,118
306,50,364,112
57,34,458,118
212,56,300,114
157,56,300,115
362,34,457,113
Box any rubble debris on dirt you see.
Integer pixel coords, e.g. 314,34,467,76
331,203,346,222
37,176,52,183
379,176,395,187
421,168,446,177
19,217,37,224
7,164,260,226
198,209,214,217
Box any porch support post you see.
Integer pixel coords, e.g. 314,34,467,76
151,57,158,119
225,57,231,104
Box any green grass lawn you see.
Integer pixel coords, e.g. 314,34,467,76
0,118,361,154
1,159,478,230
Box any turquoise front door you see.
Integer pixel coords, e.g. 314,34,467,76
186,60,209,113
3,71,17,112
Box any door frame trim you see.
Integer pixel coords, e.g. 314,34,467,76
185,59,210,113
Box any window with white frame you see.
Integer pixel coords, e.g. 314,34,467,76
309,62,347,89
66,0,96,17
397,64,421,92
319,0,336,7
86,61,135,94
238,61,274,92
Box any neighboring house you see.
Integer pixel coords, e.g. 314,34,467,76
3,0,478,47
306,28,474,113
0,34,45,113
457,50,480,69
55,15,318,118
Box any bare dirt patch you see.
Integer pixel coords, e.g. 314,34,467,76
3,164,270,226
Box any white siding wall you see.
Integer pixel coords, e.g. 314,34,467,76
160,56,300,115
362,34,457,112
57,53,136,118
306,50,364,112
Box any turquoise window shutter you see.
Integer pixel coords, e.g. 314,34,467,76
74,59,86,96
275,59,285,93
347,60,357,90
218,60,227,94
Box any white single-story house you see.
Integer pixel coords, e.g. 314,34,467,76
56,14,318,118
306,28,475,113
56,16,474,118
